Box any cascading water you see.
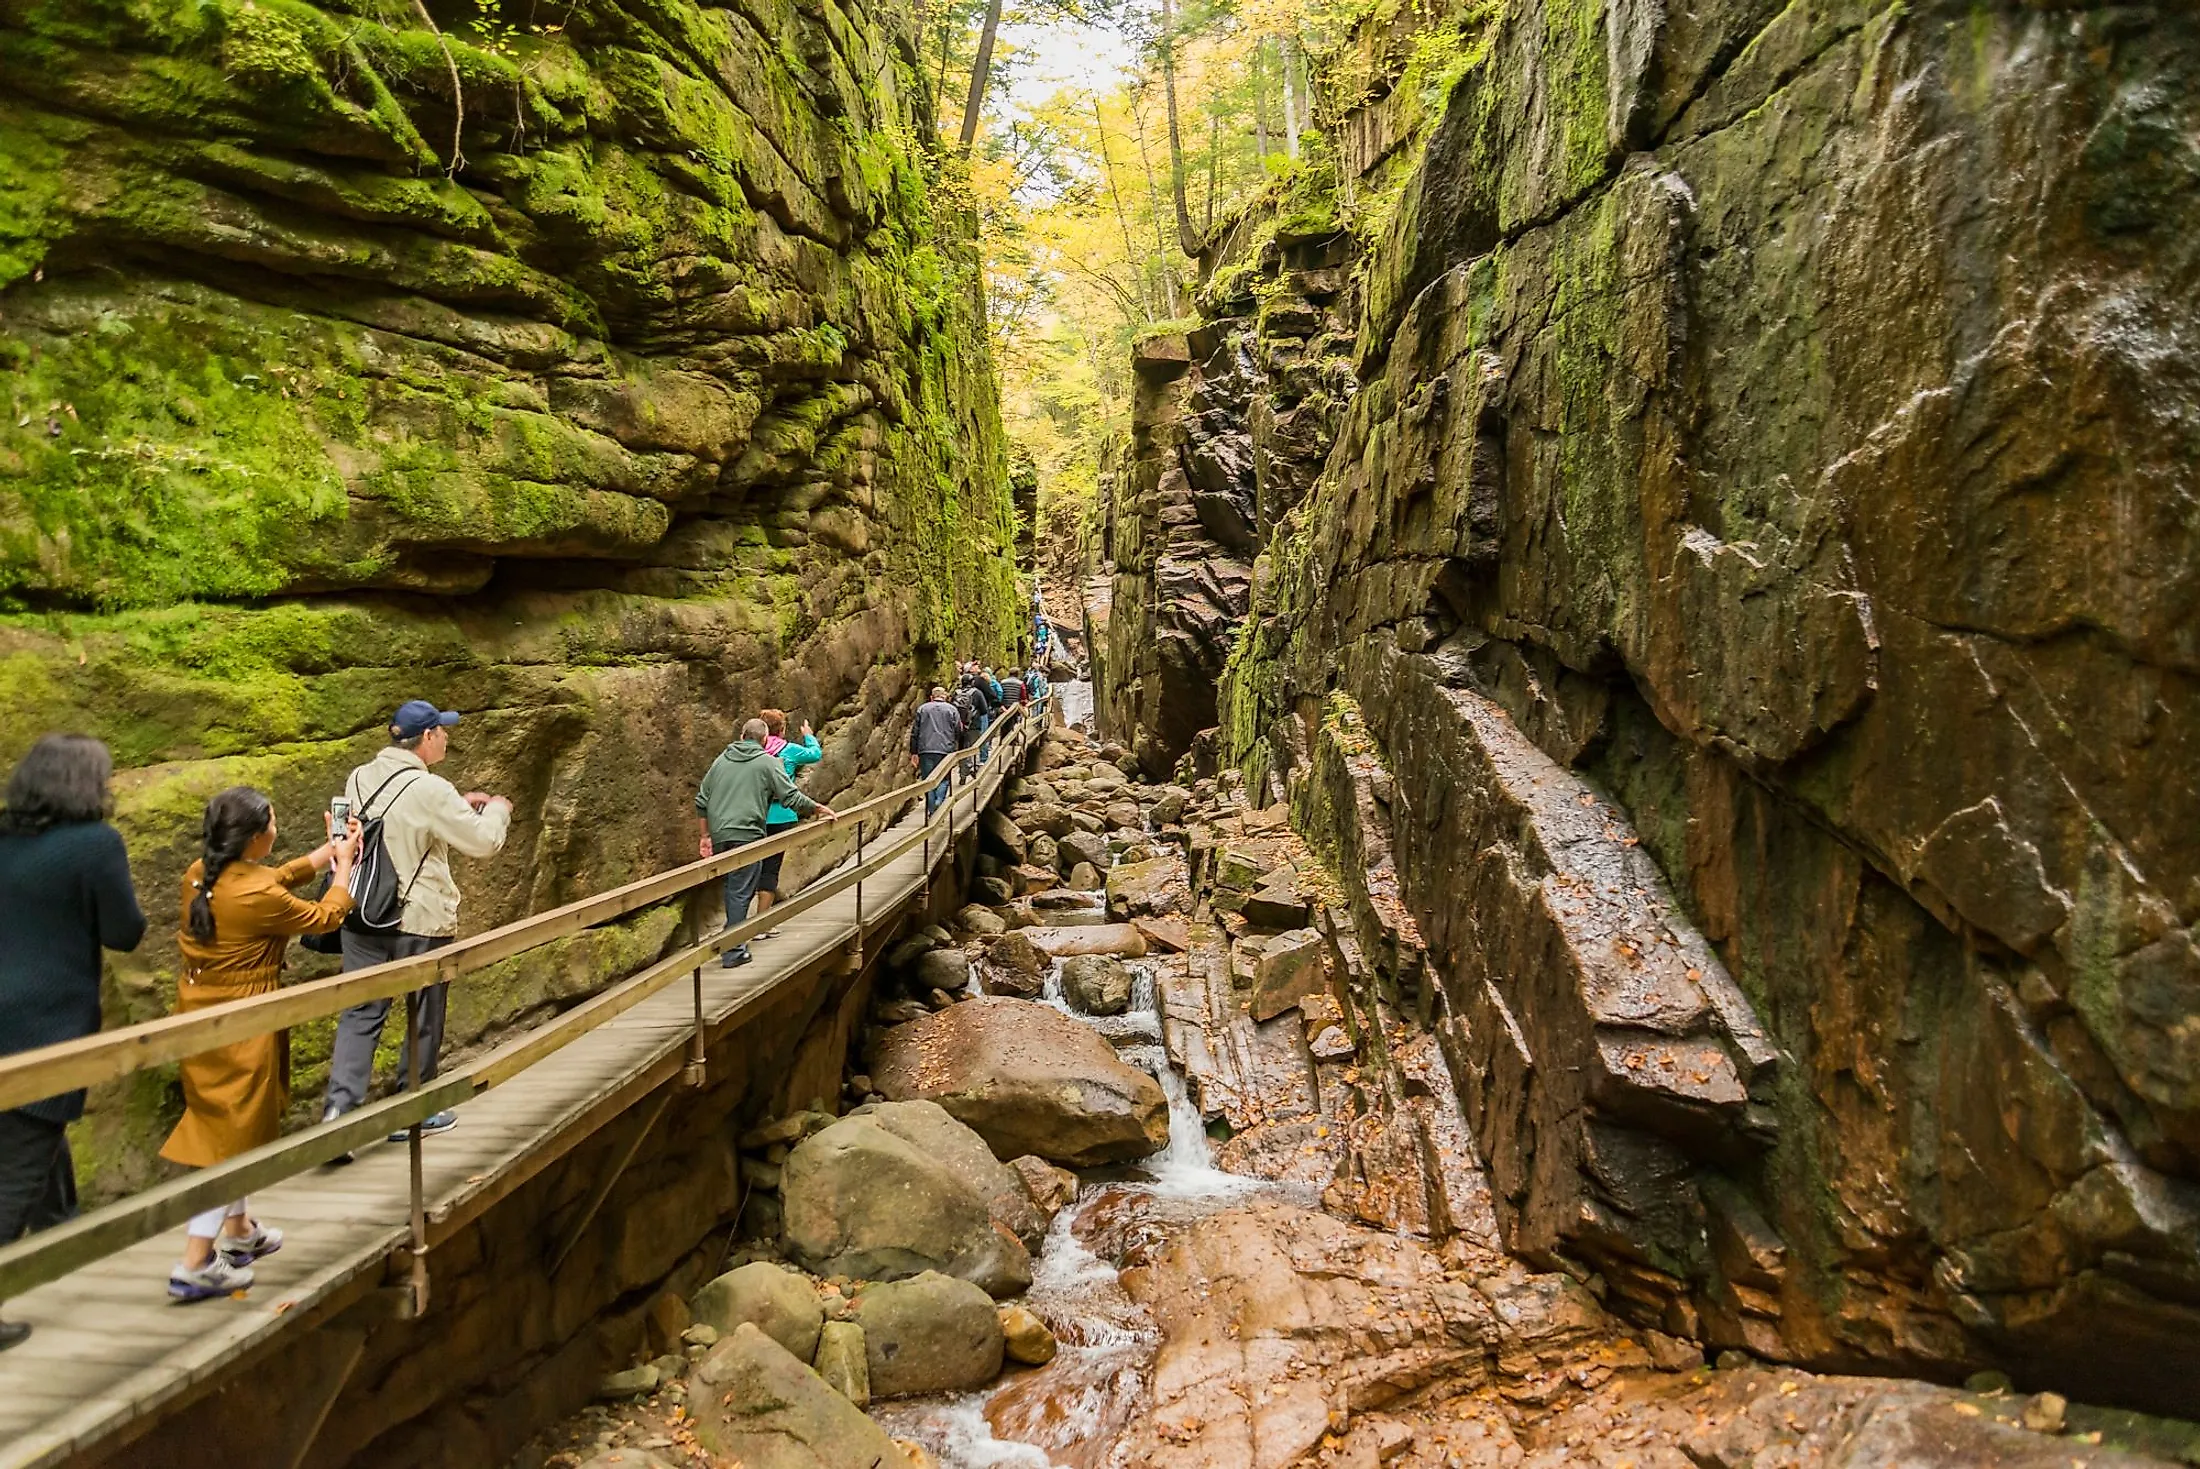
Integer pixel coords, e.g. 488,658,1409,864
878,944,1278,1466
1054,679,1095,731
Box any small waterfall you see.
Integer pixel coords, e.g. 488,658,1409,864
1055,679,1094,730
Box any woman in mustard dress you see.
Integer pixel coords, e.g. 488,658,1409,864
162,787,357,1300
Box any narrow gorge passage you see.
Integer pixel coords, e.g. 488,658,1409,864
2,0,2197,1465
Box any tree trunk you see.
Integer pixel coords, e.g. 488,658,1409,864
959,0,1005,152
1282,33,1303,160
1252,41,1269,165
1204,107,1218,236
1092,97,1149,317
1130,95,1182,314
1158,0,1199,258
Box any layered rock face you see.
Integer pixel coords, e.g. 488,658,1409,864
1081,220,1351,777
0,0,1018,1193
1214,0,2200,1416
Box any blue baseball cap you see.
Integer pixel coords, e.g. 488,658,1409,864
391,699,462,738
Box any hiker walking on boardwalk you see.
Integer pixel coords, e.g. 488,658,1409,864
0,735,145,1351
753,708,822,923
954,666,993,781
909,685,965,816
321,701,511,1143
696,718,836,969
164,787,359,1301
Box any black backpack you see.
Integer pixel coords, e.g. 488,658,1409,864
344,768,432,935
953,685,987,737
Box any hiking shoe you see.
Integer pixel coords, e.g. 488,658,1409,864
0,1320,28,1352
170,1256,254,1301
321,1104,355,1167
216,1222,283,1266
387,1110,457,1143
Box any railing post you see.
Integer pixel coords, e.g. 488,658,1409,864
404,994,429,1319
853,818,867,966
683,965,706,1087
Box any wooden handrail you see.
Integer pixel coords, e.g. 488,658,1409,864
0,696,1048,1300
0,699,1044,1113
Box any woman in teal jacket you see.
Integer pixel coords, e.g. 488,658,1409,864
754,708,820,920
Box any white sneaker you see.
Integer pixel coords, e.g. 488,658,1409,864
169,1255,254,1301
216,1222,283,1266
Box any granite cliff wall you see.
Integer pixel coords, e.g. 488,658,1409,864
0,0,1019,1195
1206,0,2200,1416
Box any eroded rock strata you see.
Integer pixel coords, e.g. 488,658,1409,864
1188,0,2200,1417
0,0,1019,1192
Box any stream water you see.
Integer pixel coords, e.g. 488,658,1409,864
877,941,1283,1467
1054,679,1095,732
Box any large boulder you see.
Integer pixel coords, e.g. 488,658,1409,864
870,997,1169,1166
847,1271,1006,1399
686,1324,917,1469
1016,801,1076,838
1105,857,1188,919
855,1098,1048,1249
780,1107,1033,1295
1059,954,1135,1016
1058,829,1110,871
980,808,1028,864
914,947,972,993
1249,929,1328,1021
954,904,1007,935
689,1262,825,1363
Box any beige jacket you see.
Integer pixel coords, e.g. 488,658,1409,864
344,746,511,937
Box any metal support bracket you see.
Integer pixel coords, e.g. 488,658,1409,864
546,1087,675,1275
404,993,429,1320
683,965,707,1087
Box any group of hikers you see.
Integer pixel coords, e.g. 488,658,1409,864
0,667,1058,1340
910,661,1050,815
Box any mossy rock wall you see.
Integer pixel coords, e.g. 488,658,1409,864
1217,0,2200,1417
0,0,1019,1198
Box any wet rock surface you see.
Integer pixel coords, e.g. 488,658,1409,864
1164,0,2200,1417
870,997,1170,1167
519,722,2198,1469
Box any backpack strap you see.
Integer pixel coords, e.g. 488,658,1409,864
358,767,423,818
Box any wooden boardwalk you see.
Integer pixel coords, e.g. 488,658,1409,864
0,765,1002,1469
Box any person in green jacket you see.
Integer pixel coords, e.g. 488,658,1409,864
754,708,822,926
694,719,836,967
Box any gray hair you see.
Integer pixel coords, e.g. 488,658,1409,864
741,717,770,742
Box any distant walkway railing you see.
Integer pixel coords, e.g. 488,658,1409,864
0,696,1047,1308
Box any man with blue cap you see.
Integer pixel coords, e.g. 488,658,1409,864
320,700,511,1145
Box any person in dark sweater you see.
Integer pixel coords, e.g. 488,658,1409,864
0,735,146,1351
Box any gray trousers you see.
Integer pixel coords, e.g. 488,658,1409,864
321,930,453,1118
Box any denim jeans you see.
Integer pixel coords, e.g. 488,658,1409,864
919,751,951,815
721,860,764,965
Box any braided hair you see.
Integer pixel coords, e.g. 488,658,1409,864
186,786,273,941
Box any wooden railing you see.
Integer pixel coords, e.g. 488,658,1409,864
0,697,1048,1303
